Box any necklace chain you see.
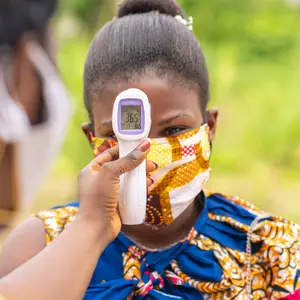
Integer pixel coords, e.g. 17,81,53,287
245,214,270,299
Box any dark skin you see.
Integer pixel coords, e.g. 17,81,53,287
85,74,218,249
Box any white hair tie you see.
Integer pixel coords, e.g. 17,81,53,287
174,15,193,31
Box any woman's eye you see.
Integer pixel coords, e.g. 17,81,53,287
164,127,185,136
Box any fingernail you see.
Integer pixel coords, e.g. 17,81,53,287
137,138,151,152
153,162,159,169
149,176,155,184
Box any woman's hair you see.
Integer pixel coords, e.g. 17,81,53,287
0,0,57,49
84,0,209,121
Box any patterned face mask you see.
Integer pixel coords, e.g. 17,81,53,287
88,124,211,227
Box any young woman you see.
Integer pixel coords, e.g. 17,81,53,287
1,0,299,299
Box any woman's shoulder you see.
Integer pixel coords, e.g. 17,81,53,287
0,202,79,278
205,191,265,215
35,202,79,244
199,191,300,298
0,216,47,277
204,191,300,247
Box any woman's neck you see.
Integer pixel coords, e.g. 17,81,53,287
121,194,204,250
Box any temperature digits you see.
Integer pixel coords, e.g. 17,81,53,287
121,105,141,130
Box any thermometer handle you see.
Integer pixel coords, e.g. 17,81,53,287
119,140,147,225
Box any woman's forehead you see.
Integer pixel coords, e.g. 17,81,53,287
91,76,201,122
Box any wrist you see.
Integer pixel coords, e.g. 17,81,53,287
75,211,114,248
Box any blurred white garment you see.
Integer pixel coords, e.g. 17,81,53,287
0,42,72,211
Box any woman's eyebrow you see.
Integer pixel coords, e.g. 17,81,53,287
158,113,193,126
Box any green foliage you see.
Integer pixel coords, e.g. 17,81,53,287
59,0,116,29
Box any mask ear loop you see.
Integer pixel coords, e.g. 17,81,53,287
88,123,94,140
26,40,73,132
26,40,57,80
203,111,213,154
81,123,95,147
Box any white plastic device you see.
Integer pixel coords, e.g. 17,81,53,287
112,88,151,225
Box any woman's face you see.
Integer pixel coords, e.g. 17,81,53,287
89,74,218,141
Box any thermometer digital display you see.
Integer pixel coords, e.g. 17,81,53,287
112,89,151,225
121,105,141,130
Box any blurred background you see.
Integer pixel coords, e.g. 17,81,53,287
34,0,300,222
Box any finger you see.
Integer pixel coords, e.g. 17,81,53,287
108,139,151,176
147,176,155,188
93,146,119,166
148,185,155,194
146,160,158,173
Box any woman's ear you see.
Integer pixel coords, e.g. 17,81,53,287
81,122,93,143
206,108,219,143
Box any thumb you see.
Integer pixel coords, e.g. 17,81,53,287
109,138,151,176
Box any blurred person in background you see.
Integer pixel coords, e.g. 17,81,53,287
1,0,299,299
0,0,70,228
0,0,152,299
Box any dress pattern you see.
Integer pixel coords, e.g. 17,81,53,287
36,193,300,299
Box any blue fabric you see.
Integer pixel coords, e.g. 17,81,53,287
84,279,135,300
64,194,260,299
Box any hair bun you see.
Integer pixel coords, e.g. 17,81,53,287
117,0,185,18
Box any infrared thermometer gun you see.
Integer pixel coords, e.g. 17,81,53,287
112,89,151,225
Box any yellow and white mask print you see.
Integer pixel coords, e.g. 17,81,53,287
90,124,211,227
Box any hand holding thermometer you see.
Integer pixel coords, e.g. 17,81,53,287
112,88,151,225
